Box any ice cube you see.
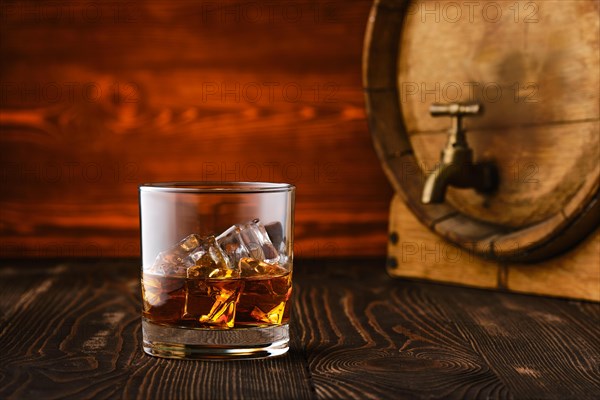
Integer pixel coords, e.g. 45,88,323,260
264,221,289,264
198,282,243,328
143,280,170,307
217,218,280,265
142,274,185,307
250,302,286,325
184,279,243,328
264,221,283,248
240,219,280,263
215,225,250,268
183,280,211,320
239,257,280,277
150,234,236,278
186,236,237,279
149,234,203,276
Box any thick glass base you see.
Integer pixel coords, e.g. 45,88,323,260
142,319,289,360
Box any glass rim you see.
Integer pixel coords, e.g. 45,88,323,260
139,181,295,194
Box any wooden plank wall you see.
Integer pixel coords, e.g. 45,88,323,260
0,0,392,258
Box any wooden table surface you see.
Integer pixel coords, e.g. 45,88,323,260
0,259,598,399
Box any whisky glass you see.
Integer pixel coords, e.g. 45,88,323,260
139,182,295,360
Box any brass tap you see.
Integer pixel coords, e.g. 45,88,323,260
421,103,498,204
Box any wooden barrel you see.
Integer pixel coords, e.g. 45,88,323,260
363,0,599,262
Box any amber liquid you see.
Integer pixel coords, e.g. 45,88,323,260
142,268,292,329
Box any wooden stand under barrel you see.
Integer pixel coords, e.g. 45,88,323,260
363,0,600,301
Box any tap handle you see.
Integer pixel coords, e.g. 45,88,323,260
429,102,483,141
429,103,483,117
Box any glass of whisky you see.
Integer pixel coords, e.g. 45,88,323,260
139,182,295,360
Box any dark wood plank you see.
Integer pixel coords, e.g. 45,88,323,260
0,0,392,258
1,259,599,400
0,262,142,399
0,261,314,400
432,287,600,399
295,261,512,399
295,260,600,399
